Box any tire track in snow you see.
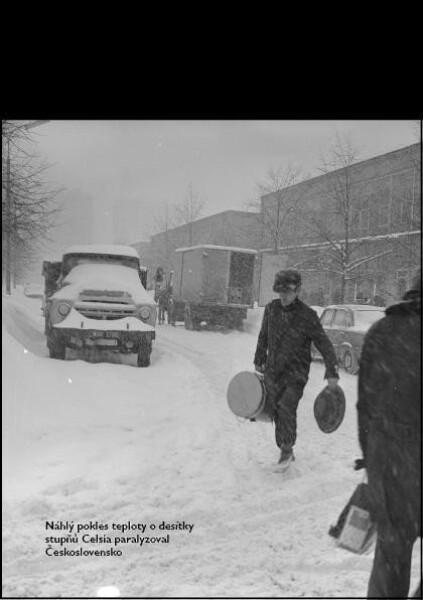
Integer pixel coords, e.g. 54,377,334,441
2,302,379,597
2,299,48,357
156,329,272,484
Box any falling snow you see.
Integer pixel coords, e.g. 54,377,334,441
2,290,421,598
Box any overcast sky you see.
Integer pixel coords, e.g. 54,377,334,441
33,119,418,246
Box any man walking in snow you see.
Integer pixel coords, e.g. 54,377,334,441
357,270,421,598
254,270,339,468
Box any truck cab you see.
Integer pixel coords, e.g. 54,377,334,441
43,245,156,366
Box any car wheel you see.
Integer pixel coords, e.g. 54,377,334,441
342,347,357,374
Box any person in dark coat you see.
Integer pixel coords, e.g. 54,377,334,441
254,270,339,466
357,269,421,598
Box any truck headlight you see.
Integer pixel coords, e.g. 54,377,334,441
58,303,71,316
49,300,72,324
140,307,151,320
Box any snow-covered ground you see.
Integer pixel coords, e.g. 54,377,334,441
2,292,421,598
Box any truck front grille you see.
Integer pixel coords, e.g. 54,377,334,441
74,301,137,320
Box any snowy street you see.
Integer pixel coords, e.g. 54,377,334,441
2,292,421,598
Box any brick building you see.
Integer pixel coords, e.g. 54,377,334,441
150,210,262,272
131,210,261,291
260,143,421,306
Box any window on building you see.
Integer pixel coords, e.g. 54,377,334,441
359,208,370,234
396,269,408,299
355,279,373,303
351,191,371,236
378,202,390,228
371,177,391,231
399,199,411,226
410,168,421,228
392,170,414,230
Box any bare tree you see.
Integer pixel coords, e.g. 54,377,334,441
2,120,63,291
148,201,175,269
294,132,393,302
248,164,303,254
173,183,206,245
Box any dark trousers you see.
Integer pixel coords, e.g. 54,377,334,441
365,431,421,598
265,375,304,449
367,523,418,598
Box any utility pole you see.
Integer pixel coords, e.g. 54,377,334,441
3,120,50,294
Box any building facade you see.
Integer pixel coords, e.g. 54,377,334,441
260,143,421,306
150,210,262,271
131,210,261,291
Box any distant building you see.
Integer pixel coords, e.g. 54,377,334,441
130,240,151,264
260,143,421,306
131,209,261,295
150,209,262,270
129,240,155,288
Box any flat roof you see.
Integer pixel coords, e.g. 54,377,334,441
63,245,140,259
175,244,258,254
261,143,420,203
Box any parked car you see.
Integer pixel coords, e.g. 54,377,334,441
310,305,324,318
311,304,385,374
23,283,44,299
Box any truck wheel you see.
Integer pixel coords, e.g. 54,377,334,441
227,315,243,330
192,318,201,331
184,307,193,330
137,340,151,367
49,341,66,360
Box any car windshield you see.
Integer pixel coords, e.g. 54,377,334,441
354,310,385,328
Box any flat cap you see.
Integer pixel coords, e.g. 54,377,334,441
273,269,301,292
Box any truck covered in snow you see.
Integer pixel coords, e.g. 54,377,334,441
42,245,156,366
170,245,257,330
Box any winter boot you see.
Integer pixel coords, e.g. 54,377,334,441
277,445,295,469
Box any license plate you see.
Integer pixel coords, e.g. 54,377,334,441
96,339,118,346
90,330,104,338
105,331,120,338
86,338,118,346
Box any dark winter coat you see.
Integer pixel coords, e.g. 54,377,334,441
254,298,339,387
357,293,421,539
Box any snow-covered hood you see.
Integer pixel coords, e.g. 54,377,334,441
52,263,155,306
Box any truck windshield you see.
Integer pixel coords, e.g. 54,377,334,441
62,254,139,276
